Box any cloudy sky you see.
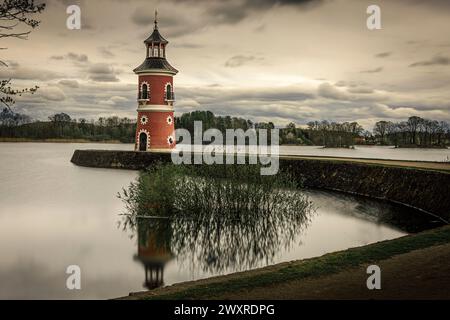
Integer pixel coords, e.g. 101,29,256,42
2,0,450,129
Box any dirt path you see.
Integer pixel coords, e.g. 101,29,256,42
281,155,450,172
216,243,450,300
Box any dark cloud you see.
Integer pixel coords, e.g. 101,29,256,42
50,0,85,7
88,63,120,82
360,67,383,73
208,4,248,24
399,0,450,9
172,43,204,49
318,83,348,100
205,0,324,24
245,0,324,9
58,79,80,88
334,80,367,88
177,84,314,104
225,55,263,68
0,64,62,81
347,87,374,94
131,7,153,26
131,0,325,37
50,52,89,63
67,52,89,63
98,47,115,58
132,9,200,39
254,24,266,33
375,52,392,58
409,55,450,67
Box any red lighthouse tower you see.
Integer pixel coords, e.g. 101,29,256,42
134,11,178,152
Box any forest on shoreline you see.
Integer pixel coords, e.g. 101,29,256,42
1,108,449,148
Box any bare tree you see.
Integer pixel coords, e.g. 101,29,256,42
438,121,449,146
385,121,399,147
406,116,421,145
373,120,389,145
0,0,46,109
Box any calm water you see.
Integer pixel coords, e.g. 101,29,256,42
0,143,440,299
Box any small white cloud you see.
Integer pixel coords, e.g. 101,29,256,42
39,87,66,101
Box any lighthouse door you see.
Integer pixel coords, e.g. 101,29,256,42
139,132,148,151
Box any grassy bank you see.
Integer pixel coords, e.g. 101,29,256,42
125,225,450,300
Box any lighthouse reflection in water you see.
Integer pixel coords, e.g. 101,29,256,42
130,205,313,291
134,218,173,290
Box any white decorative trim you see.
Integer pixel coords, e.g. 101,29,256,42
137,104,174,112
167,135,175,146
135,70,177,76
166,115,173,125
164,82,175,103
140,115,149,125
139,81,150,100
148,148,173,153
137,129,150,151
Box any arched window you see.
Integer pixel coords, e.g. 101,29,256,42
139,132,148,151
142,84,148,99
166,84,172,100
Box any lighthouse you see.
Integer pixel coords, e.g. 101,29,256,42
133,11,178,152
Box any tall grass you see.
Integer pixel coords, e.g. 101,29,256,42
118,162,314,273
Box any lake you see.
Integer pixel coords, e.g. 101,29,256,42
0,143,441,299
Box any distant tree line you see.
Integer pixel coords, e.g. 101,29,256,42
0,109,136,142
303,121,364,148
373,116,450,148
175,111,279,144
175,110,256,133
1,108,449,148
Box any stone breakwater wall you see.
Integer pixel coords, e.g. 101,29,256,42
71,150,450,221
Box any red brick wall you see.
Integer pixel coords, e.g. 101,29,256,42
139,75,173,105
136,111,175,150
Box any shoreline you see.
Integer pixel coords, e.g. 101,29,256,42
119,225,450,300
0,138,127,144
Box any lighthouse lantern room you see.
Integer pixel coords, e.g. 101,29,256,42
133,11,178,152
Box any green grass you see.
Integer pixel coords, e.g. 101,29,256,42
280,156,450,173
139,225,450,300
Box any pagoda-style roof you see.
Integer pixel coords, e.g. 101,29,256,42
144,28,168,45
133,57,178,74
